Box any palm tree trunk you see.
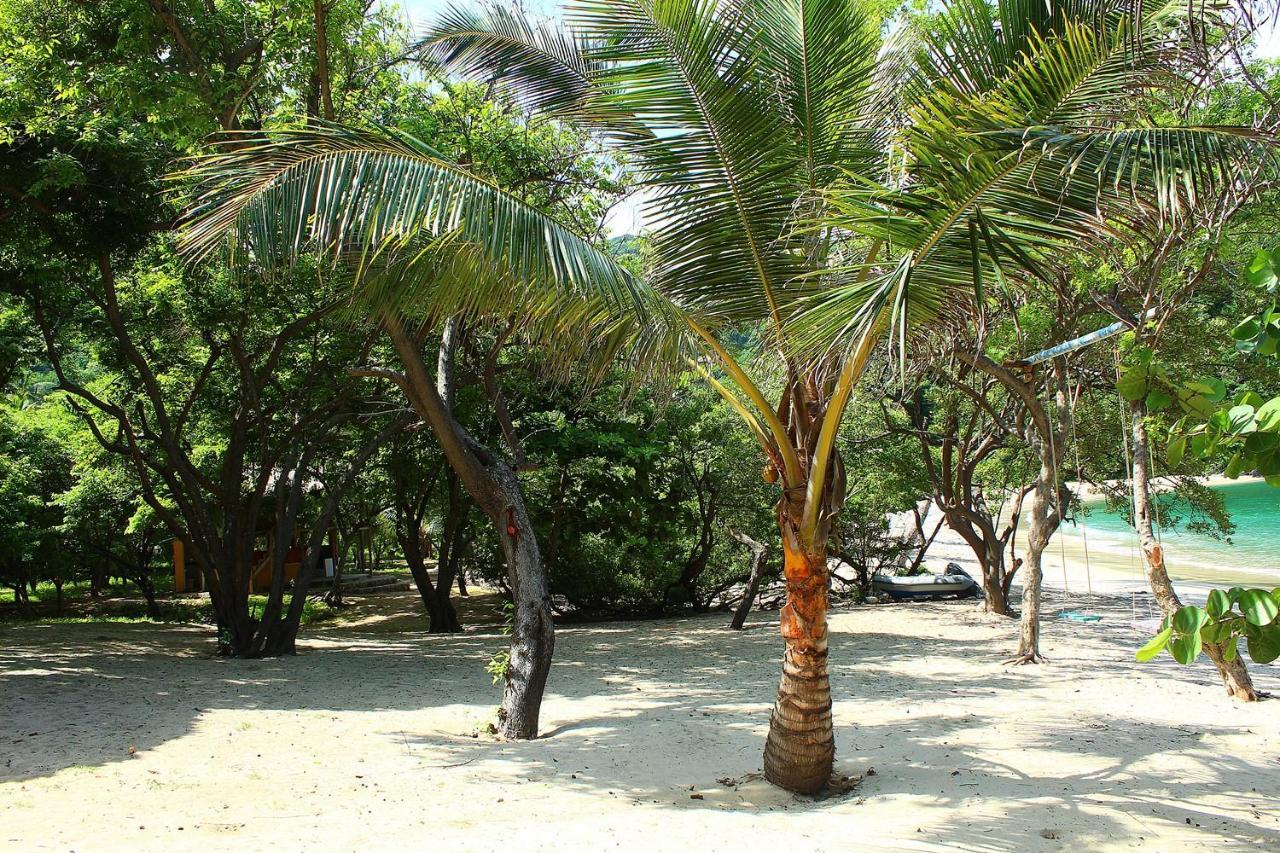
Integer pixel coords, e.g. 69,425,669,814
762,517,834,794
1130,399,1256,700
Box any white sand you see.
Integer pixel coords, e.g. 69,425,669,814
1,592,1278,852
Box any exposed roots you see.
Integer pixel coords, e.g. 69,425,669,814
1004,652,1048,666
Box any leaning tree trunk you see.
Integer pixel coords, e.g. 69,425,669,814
1130,399,1256,700
762,505,834,794
490,463,555,739
729,530,770,630
386,316,555,739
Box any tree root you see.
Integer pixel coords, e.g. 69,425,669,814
1004,652,1048,666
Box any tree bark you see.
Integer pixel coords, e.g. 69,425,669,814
729,530,770,630
762,510,834,794
1015,473,1052,661
1130,399,1256,700
491,465,555,739
386,316,554,738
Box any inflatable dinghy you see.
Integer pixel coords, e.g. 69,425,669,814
872,564,981,601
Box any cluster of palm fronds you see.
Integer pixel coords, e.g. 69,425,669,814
176,0,1275,385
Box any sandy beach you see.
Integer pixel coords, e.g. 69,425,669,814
2,590,1277,852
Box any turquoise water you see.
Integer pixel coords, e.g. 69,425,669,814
1082,479,1280,580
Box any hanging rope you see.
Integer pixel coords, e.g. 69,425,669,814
1066,377,1094,594
1047,382,1071,596
1114,351,1149,623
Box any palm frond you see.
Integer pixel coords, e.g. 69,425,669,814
176,123,649,317
417,2,601,117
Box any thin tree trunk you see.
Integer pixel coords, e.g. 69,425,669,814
402,532,459,633
491,465,555,739
386,316,554,739
729,530,769,630
137,575,160,619
1014,473,1052,662
762,506,834,794
1130,399,1256,700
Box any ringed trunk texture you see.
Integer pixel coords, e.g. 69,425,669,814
1130,400,1256,701
763,529,834,794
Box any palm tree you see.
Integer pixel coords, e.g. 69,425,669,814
179,0,1271,792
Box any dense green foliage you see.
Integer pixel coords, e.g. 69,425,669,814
0,0,1276,702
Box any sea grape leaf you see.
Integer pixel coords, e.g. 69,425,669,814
1186,377,1228,402
1245,625,1280,664
1245,432,1279,454
1255,397,1280,431
1169,632,1202,665
1117,370,1148,402
1227,405,1257,433
1237,390,1265,408
1245,248,1279,290
1238,589,1280,627
1225,452,1245,479
1233,317,1261,341
1172,605,1209,634
1167,436,1186,467
1206,589,1230,619
1135,626,1173,662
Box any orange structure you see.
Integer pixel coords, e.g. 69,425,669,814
172,532,337,594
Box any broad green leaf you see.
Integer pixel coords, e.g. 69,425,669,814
1245,625,1280,664
1117,369,1148,402
1238,589,1280,626
1135,626,1173,662
1172,605,1209,634
1233,317,1261,341
1256,397,1280,431
1237,391,1265,408
1245,248,1278,289
1245,432,1280,454
1167,436,1186,468
1227,405,1257,433
1147,389,1172,412
1169,632,1202,665
1223,639,1239,662
1188,377,1228,402
1225,452,1245,479
1206,589,1230,619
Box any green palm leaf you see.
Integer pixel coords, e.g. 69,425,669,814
177,123,648,317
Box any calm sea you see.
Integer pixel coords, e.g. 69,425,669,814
1081,478,1280,584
